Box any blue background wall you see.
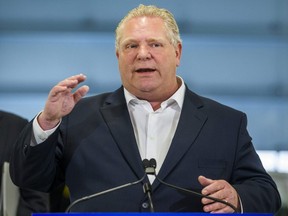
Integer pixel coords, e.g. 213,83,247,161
0,0,287,162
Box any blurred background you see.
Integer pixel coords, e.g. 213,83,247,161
0,0,287,214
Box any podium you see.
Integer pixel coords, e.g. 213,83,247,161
32,213,273,216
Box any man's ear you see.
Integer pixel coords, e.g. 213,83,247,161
176,43,182,66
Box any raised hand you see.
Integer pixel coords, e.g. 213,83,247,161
198,175,240,213
38,74,89,130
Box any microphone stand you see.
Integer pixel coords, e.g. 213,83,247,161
142,158,155,212
143,182,154,212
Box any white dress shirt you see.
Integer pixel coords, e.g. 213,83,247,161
124,77,185,182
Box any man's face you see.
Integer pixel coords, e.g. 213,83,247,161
116,16,182,101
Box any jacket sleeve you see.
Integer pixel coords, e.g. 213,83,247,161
9,120,64,193
16,188,50,216
232,114,281,213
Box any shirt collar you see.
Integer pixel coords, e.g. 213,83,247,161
124,76,186,110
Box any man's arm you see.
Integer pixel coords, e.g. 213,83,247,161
9,74,89,192
198,114,281,213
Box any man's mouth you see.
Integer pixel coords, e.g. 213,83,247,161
135,68,156,73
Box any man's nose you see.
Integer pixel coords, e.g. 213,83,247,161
137,45,152,60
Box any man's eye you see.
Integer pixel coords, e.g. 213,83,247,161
126,44,138,49
151,43,162,48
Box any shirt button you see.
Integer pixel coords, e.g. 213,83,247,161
142,202,149,209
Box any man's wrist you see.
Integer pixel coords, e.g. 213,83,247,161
32,111,61,145
37,112,60,130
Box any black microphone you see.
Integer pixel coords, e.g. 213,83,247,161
146,158,239,213
65,167,149,212
142,159,155,212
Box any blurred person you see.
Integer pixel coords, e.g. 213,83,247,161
0,110,49,215
9,4,281,213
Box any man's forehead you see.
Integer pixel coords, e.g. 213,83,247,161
123,16,164,28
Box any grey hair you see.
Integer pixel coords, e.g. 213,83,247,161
115,4,182,51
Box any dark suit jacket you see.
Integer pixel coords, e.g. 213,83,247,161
0,111,50,215
9,87,281,213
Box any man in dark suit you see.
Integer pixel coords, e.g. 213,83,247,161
0,110,50,215
9,4,281,213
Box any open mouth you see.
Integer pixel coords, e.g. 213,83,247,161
135,68,156,73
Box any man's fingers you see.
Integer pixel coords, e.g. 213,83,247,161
204,202,231,213
58,78,78,89
50,74,88,99
73,85,90,103
201,189,225,204
66,74,87,84
58,74,87,88
198,176,239,213
65,74,87,81
49,86,69,98
198,175,214,189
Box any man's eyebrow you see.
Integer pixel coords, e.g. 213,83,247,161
120,38,167,46
147,38,166,43
121,38,138,44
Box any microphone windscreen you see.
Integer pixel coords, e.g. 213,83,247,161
142,159,150,168
150,158,157,168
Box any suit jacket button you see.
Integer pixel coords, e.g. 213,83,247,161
142,202,149,209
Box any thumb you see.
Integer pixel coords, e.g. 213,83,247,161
198,175,214,187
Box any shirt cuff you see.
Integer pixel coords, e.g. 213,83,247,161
238,194,244,213
32,111,61,145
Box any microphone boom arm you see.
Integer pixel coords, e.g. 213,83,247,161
65,175,146,213
155,175,238,212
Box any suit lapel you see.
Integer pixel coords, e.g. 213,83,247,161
153,89,207,189
99,87,145,180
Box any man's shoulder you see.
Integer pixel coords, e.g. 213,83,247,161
185,89,244,117
80,92,114,103
72,87,125,113
0,110,28,125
